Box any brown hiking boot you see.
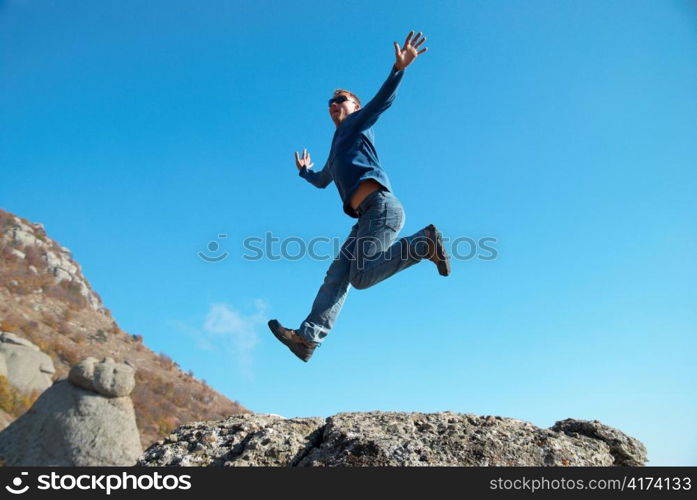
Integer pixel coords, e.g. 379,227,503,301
423,224,451,276
268,319,317,362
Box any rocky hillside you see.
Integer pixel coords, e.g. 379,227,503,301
138,411,647,466
0,209,248,447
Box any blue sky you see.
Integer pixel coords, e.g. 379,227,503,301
1,0,695,465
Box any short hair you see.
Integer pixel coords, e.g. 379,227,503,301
332,89,361,107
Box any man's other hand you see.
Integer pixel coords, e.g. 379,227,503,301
294,148,314,171
394,30,428,71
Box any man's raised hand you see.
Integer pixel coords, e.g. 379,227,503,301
393,30,428,71
294,148,314,171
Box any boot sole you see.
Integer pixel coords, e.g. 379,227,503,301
268,320,314,362
428,225,451,277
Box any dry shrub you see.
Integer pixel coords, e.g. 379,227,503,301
23,245,45,269
0,247,19,264
19,320,39,335
158,352,178,371
155,416,178,437
70,332,85,345
41,313,61,331
57,322,71,336
0,209,14,229
0,318,20,333
90,329,108,343
45,280,87,310
1,267,54,297
61,347,82,366
0,375,39,417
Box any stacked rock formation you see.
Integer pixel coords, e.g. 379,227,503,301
0,357,142,466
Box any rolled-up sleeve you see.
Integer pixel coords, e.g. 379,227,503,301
299,163,333,188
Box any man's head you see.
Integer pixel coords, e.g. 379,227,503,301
328,89,361,126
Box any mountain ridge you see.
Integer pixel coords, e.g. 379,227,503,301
0,208,248,447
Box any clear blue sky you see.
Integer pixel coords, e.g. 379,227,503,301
1,0,695,465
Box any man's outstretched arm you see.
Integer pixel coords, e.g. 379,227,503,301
351,30,428,131
295,148,332,188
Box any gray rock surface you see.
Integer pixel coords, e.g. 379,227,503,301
0,360,142,466
69,357,135,397
138,411,647,467
140,414,324,467
0,331,55,394
551,418,646,467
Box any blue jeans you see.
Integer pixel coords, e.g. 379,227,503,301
297,187,431,344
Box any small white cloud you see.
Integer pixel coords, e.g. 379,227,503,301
172,300,268,379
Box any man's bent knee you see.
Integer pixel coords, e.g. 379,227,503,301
349,271,371,290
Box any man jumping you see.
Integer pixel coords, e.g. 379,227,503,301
268,30,451,362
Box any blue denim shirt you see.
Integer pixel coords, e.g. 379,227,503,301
298,65,405,218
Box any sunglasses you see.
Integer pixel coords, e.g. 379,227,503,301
328,95,354,107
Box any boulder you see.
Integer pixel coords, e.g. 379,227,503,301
140,414,324,467
138,411,647,467
0,331,55,394
69,357,135,397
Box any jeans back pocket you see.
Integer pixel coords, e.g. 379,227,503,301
384,199,404,233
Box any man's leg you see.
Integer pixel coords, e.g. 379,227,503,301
296,222,359,344
349,191,432,290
